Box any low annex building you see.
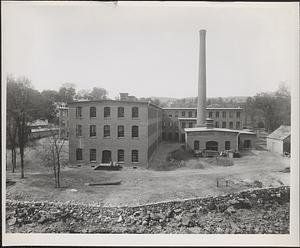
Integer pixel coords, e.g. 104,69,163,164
266,125,291,155
68,99,162,167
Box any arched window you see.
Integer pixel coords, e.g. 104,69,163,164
118,125,124,137
104,125,110,137
90,149,96,162
206,141,218,151
102,150,111,163
132,126,139,138
117,149,124,162
194,140,200,150
118,107,124,118
104,107,110,118
90,107,96,118
132,107,139,118
132,150,139,162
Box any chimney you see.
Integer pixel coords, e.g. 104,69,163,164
196,29,207,127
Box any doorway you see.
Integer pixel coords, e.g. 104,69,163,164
102,150,112,163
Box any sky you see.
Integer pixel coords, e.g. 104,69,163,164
2,2,299,99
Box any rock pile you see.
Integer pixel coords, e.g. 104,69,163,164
6,186,290,234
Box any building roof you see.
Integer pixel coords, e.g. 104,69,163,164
68,99,162,110
177,118,213,121
267,125,291,140
163,107,243,110
184,127,255,135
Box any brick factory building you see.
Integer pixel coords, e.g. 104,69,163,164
68,99,162,167
162,107,245,143
64,29,256,167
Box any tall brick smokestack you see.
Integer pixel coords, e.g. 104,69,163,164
196,29,207,127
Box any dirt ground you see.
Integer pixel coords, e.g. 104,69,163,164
6,139,290,207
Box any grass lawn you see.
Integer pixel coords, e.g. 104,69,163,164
6,139,290,207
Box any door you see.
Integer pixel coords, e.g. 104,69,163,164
102,150,112,163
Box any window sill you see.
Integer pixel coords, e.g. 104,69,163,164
89,136,97,139
90,161,97,163
132,137,139,140
104,136,111,139
76,136,83,138
132,162,139,164
90,117,97,119
104,117,111,120
117,137,125,139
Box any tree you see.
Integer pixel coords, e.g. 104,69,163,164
41,90,61,124
7,76,41,178
58,83,76,103
6,114,17,172
40,129,67,188
89,87,108,100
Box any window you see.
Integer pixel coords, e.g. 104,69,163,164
163,122,166,127
206,141,218,151
76,107,82,119
168,132,173,140
118,125,124,138
117,149,124,162
175,122,178,127
76,125,82,137
169,122,173,127
104,125,110,137
169,114,172,118
189,122,193,128
229,122,233,129
209,112,213,118
195,112,197,117
175,111,179,117
182,111,186,117
237,112,240,118
222,122,226,128
236,122,240,129
188,111,192,118
225,141,231,150
132,125,139,138
132,107,139,118
76,148,83,161
229,112,233,118
132,150,139,162
104,107,110,118
181,122,186,128
90,125,96,137
118,107,124,118
215,121,219,128
90,107,96,118
215,112,219,118
194,140,200,150
222,111,226,118
90,149,96,162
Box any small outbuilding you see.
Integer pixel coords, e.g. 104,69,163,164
266,125,291,155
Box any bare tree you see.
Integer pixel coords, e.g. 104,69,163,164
40,128,67,188
7,115,18,172
7,75,43,178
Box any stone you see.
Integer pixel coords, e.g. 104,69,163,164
224,206,236,215
117,215,123,223
7,217,16,226
181,215,191,226
188,227,202,233
174,208,182,214
216,227,223,233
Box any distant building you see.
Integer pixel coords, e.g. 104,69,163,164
266,125,291,155
162,107,245,142
68,99,162,167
